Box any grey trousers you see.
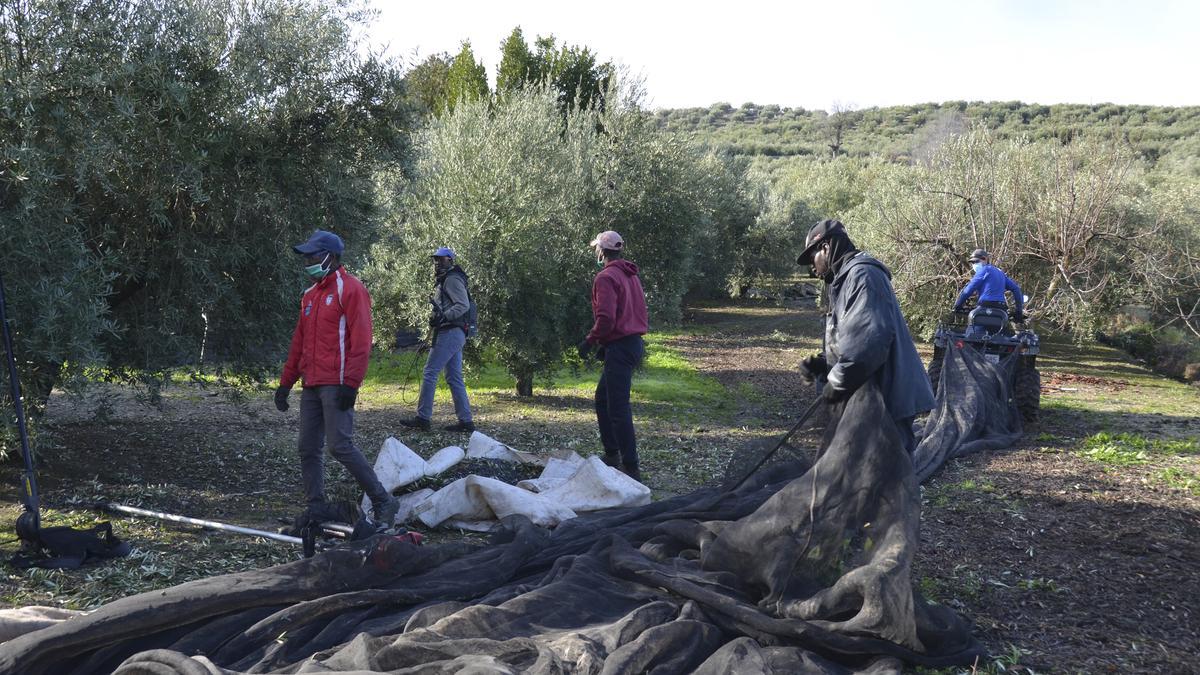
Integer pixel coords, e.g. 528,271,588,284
297,385,389,508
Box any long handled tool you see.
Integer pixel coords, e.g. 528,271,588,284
726,396,824,491
0,270,40,542
98,504,416,557
97,502,305,545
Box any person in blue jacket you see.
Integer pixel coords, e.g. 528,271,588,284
953,249,1025,323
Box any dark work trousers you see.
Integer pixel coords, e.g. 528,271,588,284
297,385,389,508
895,415,917,456
595,334,645,468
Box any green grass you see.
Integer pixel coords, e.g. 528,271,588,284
359,335,730,425
1036,335,1200,417
1158,467,1200,495
954,479,996,493
1075,432,1200,466
915,644,1033,675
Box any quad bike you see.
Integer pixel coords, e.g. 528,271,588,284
927,302,1041,423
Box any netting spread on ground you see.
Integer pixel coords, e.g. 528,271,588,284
913,339,1024,484
0,381,985,674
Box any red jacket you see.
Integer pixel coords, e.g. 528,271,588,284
280,268,373,389
586,259,649,345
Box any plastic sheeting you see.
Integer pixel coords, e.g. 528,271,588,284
363,434,651,530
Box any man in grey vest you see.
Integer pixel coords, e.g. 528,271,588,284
400,247,475,433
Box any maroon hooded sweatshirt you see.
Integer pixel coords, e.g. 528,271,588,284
586,259,649,345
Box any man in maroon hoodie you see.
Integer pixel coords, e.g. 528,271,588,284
579,231,649,481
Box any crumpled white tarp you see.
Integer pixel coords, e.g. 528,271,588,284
363,432,651,530
465,431,544,465
413,475,578,529
0,606,82,643
360,438,464,516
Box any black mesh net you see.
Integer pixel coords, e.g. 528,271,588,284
912,338,1024,483
720,398,821,493
0,380,986,674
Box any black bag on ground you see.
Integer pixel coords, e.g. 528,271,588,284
9,522,132,570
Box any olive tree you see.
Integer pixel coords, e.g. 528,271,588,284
367,85,758,394
593,111,759,322
1136,172,1200,339
852,126,1155,336
366,89,601,396
0,0,413,444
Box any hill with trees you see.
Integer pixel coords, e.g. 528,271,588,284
654,101,1200,175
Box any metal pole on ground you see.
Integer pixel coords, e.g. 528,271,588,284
97,502,304,545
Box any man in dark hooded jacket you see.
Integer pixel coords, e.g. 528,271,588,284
796,220,934,454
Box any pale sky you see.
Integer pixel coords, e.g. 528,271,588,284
363,0,1200,111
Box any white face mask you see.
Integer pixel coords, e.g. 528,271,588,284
305,253,332,279
972,262,984,273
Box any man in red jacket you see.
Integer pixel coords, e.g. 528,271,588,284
275,230,398,527
579,230,649,482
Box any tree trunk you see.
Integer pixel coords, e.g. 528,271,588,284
515,372,534,397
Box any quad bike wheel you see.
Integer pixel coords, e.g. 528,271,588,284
927,346,945,395
1014,355,1041,423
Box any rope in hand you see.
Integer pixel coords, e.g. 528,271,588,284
398,345,428,406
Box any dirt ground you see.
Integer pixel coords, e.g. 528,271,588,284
4,298,1198,673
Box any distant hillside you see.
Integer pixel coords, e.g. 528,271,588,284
653,101,1200,172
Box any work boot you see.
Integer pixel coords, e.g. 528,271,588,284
399,416,431,431
372,497,400,529
443,420,475,433
601,450,621,467
620,463,642,483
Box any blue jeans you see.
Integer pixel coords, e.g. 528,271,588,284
595,335,644,468
417,328,473,423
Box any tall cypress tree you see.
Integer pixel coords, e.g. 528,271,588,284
445,41,489,112
496,27,533,96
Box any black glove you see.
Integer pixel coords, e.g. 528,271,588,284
799,354,829,384
274,386,290,412
336,385,358,411
822,384,849,404
429,299,443,327
577,339,595,361
953,305,968,314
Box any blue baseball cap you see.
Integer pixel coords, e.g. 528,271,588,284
431,247,456,259
293,230,344,256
